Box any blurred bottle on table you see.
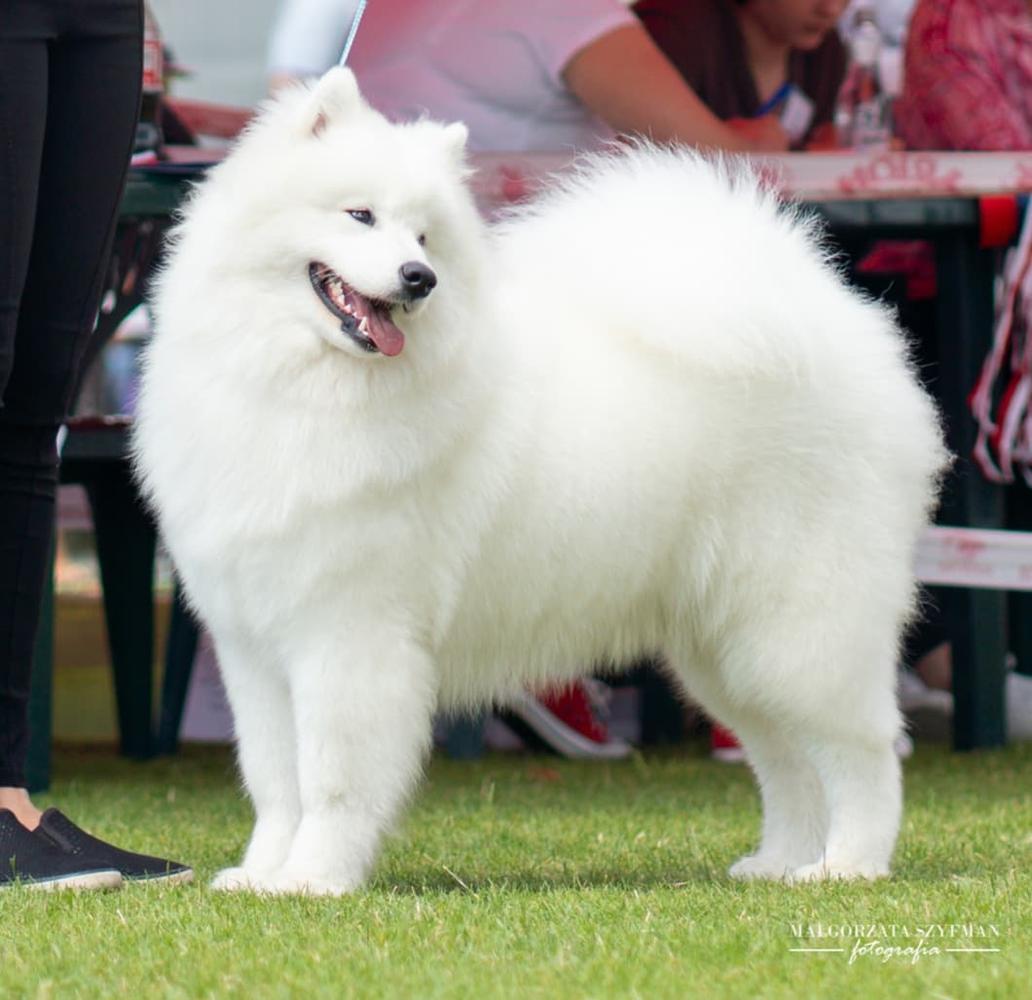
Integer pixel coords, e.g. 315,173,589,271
134,2,164,156
836,3,892,149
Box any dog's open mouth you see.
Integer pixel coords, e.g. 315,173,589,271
308,262,405,356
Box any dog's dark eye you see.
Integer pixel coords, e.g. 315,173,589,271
347,209,375,226
418,233,427,246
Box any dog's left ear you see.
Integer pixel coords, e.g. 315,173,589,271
440,122,469,166
304,67,363,137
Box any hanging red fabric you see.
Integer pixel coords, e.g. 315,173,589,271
969,204,1032,485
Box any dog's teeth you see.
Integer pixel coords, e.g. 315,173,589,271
359,317,369,333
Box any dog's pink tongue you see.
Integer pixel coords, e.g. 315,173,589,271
367,312,405,357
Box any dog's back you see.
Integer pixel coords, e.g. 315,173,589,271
438,147,946,710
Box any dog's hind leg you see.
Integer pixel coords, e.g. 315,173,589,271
669,664,827,880
726,686,901,883
790,710,902,883
781,616,904,882
726,721,828,880
209,632,301,892
758,632,903,883
739,667,901,883
252,625,437,896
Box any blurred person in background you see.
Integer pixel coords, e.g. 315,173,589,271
268,0,792,152
634,0,850,149
896,0,1032,151
0,0,191,888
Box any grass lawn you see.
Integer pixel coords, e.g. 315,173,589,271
1,741,1029,999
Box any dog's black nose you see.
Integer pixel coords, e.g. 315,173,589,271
399,261,437,300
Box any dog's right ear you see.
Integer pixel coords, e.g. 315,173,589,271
302,67,363,137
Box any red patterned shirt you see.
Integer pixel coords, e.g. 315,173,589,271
896,0,1032,150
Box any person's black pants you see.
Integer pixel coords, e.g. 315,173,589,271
0,0,142,787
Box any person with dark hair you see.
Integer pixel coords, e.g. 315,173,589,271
268,0,793,153
0,0,192,889
634,0,849,149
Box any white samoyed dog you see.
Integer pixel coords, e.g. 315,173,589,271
134,68,947,896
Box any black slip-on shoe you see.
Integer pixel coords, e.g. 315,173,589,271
0,810,121,891
33,809,194,886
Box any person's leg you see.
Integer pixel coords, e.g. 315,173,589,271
0,0,141,811
0,4,55,812
904,590,951,690
914,641,952,691
0,3,190,889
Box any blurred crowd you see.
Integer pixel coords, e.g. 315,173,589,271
263,0,1031,155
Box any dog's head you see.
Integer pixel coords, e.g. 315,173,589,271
199,68,484,364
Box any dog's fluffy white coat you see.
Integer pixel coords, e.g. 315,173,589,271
134,70,947,895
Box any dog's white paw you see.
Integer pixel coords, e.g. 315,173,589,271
210,867,356,896
241,815,300,874
728,854,794,881
254,873,358,897
787,861,888,884
210,867,264,892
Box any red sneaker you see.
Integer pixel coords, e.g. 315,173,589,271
504,680,632,760
710,723,746,763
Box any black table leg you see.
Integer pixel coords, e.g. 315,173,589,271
934,235,1008,749
156,579,200,755
84,465,157,759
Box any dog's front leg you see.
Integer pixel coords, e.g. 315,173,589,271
253,627,436,896
208,631,301,892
